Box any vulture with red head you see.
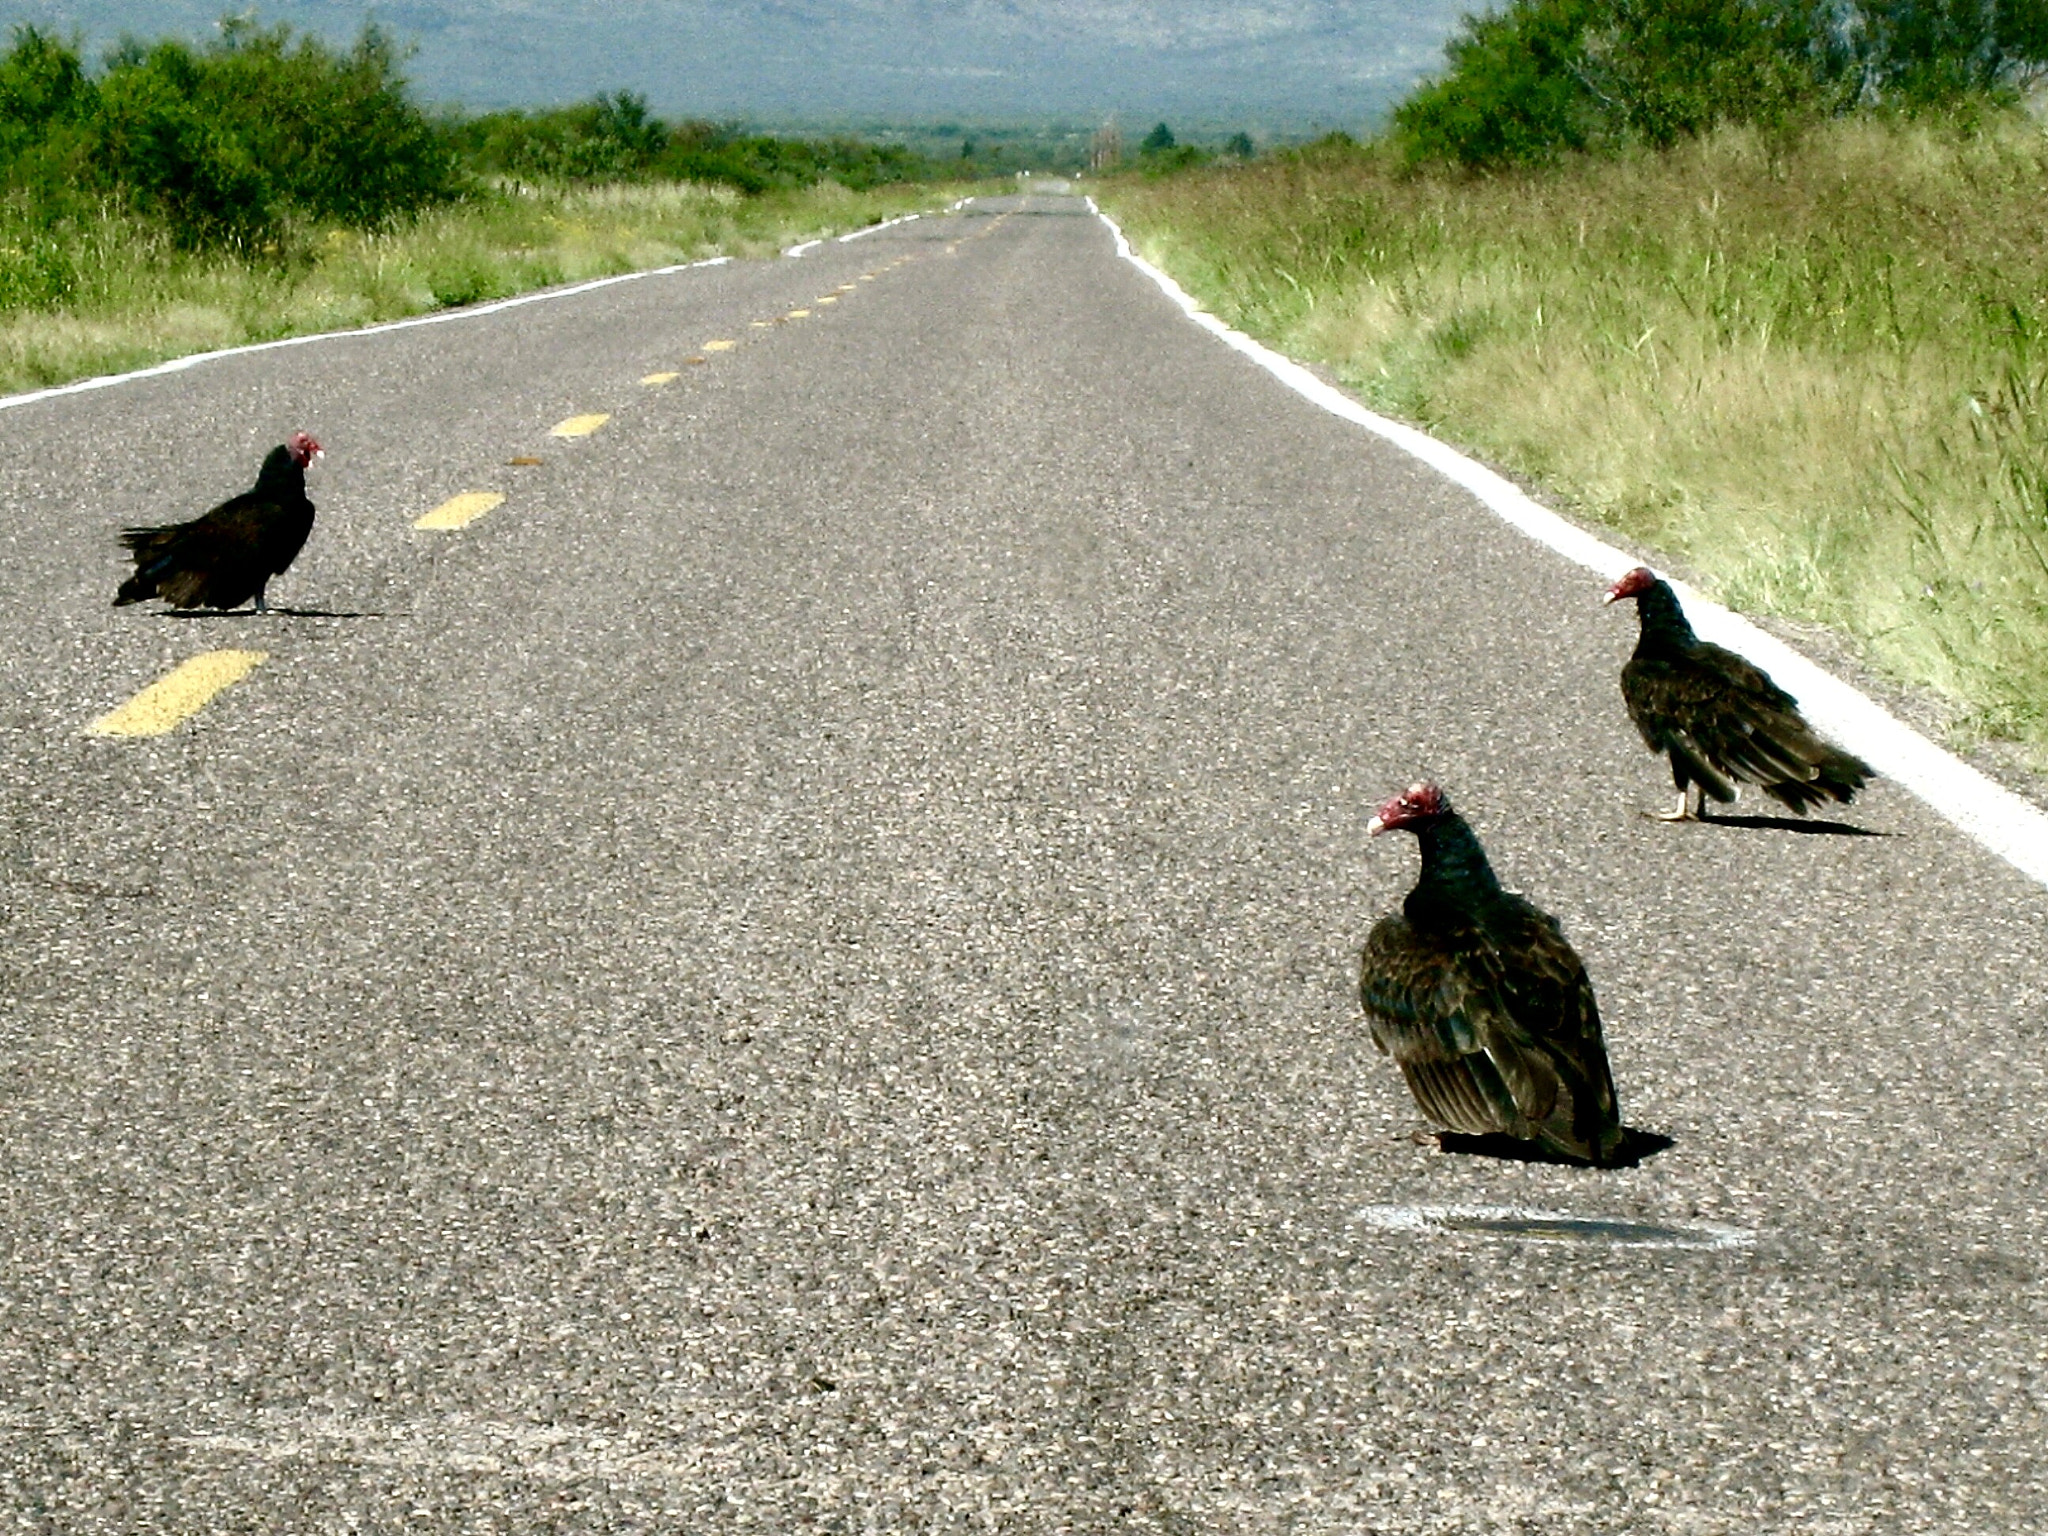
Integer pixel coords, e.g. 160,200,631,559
1359,782,1624,1166
115,432,323,612
1603,566,1873,820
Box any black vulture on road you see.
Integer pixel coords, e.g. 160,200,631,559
115,431,322,612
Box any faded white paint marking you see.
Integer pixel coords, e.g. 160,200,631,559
1358,1205,1754,1251
839,213,920,243
1089,199,2048,892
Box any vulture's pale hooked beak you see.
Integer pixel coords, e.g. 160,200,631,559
1366,815,1388,837
1599,588,1620,605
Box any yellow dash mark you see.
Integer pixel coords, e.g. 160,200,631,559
836,284,858,292
816,296,838,305
508,456,543,466
685,356,708,366
750,320,773,329
88,650,268,738
415,491,506,531
550,413,610,438
641,372,680,386
785,308,810,319
702,339,736,352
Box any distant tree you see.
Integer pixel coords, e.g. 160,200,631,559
1225,130,1255,157
961,138,975,158
588,89,666,163
0,25,94,197
1396,0,1845,166
1858,0,2048,99
1395,0,2047,168
1141,121,1175,152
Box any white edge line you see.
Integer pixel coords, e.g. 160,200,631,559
0,256,734,415
6,197,949,407
838,212,920,243
1088,197,2048,891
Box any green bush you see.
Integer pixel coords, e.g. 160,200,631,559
1395,0,2045,168
456,91,670,183
92,51,278,245
1859,0,2048,101
0,27,98,214
1394,0,1608,167
455,97,935,194
0,17,942,304
0,20,455,250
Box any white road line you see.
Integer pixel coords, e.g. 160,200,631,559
1089,199,2048,891
0,259,731,415
5,201,950,410
1356,1205,1755,1251
838,213,920,243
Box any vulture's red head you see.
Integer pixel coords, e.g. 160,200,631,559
1368,781,1451,837
1601,566,1657,605
286,431,323,469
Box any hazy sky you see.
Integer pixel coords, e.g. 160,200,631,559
5,1,1471,127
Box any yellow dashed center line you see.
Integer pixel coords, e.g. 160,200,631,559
785,308,810,319
641,371,679,386
750,320,773,329
88,650,268,738
703,339,736,351
550,413,610,438
416,491,506,531
816,296,837,305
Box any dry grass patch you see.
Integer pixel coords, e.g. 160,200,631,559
1105,115,2048,758
0,178,958,396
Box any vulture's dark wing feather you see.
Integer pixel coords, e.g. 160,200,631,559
114,460,315,611
1624,638,1871,811
1360,900,1619,1162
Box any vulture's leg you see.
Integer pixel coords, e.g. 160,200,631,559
1649,769,1697,821
252,584,269,614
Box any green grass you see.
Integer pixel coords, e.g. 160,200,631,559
1101,114,2048,760
0,176,962,396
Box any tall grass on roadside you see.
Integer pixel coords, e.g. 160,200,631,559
1103,114,2048,758
0,177,949,395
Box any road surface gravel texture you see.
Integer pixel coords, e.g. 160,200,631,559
0,196,2043,1533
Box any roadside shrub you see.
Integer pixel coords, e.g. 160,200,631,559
1394,0,1607,166
0,27,98,214
457,98,933,193
1396,0,2044,168
457,91,670,183
0,20,458,250
92,50,278,245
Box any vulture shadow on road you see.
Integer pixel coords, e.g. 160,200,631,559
158,606,392,620
1437,1127,1676,1169
1692,812,1889,838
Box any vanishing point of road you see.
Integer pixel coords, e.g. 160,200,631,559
1,195,2043,1532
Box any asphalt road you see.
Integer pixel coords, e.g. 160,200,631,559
2,195,2044,1534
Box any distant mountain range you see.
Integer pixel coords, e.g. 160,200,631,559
4,1,1468,129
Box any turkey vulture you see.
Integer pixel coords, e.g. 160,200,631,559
1359,782,1624,1166
1603,566,1873,820
115,432,323,612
